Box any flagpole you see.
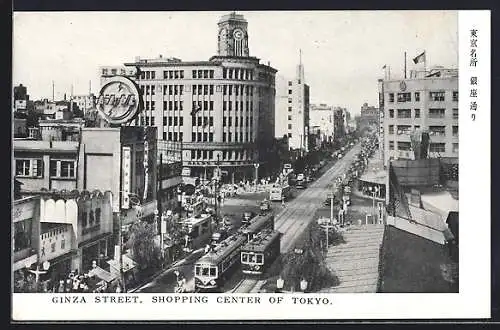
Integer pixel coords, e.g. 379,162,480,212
424,50,427,75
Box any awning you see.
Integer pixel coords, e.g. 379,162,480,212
88,266,118,283
421,191,459,221
359,170,387,185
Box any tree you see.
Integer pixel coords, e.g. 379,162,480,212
126,221,162,269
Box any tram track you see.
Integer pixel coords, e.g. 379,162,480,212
231,144,361,293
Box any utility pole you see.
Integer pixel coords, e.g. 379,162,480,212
215,154,221,224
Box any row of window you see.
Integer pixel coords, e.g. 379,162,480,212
162,131,184,142
140,71,156,80
192,100,214,111
193,84,214,95
387,108,459,119
388,91,458,103
223,100,254,111
222,68,254,80
192,116,214,127
190,150,254,161
163,100,184,111
222,116,253,127
164,116,185,126
388,125,458,136
15,159,75,178
192,70,215,79
191,132,214,142
388,141,458,153
222,132,252,143
163,70,185,79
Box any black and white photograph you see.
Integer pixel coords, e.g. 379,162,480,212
11,9,490,321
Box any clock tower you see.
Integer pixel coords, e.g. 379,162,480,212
217,12,249,57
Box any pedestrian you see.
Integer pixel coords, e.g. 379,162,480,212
281,199,285,207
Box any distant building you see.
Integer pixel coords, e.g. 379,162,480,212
333,107,347,140
378,66,458,166
14,118,28,138
13,84,29,113
309,104,334,143
275,62,310,153
355,103,379,133
72,94,96,116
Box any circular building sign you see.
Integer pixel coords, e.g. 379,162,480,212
96,76,142,125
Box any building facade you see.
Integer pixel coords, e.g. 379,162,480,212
275,63,310,153
356,103,379,133
13,196,41,272
333,107,347,140
100,13,276,183
379,68,459,166
309,104,334,143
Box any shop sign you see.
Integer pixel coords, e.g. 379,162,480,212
96,76,142,125
13,200,35,222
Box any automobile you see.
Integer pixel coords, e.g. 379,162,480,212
323,195,340,206
259,200,271,213
337,153,343,159
296,173,305,181
242,211,256,224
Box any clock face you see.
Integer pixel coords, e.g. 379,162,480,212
96,76,141,125
233,28,244,40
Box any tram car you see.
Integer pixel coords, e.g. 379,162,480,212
240,229,281,276
238,212,275,241
194,234,247,291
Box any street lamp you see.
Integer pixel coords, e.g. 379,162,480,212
254,163,260,192
177,186,183,220
25,261,50,291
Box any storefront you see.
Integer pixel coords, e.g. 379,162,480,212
79,233,112,274
13,196,40,272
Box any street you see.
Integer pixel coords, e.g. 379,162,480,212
135,143,361,293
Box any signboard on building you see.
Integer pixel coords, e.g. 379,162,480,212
96,76,142,125
121,146,131,209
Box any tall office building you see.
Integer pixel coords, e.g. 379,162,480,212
275,59,310,153
100,13,277,183
309,104,334,143
378,67,459,166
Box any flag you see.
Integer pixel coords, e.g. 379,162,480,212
413,51,426,64
382,65,386,69
190,105,202,116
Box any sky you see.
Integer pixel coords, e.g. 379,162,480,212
12,11,458,115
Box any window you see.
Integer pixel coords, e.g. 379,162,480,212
288,124,292,129
389,141,395,150
168,116,173,125
228,101,232,111
151,101,155,110
180,71,184,79
288,133,292,138
414,109,420,118
51,242,56,253
192,70,197,79
209,117,214,126
174,132,178,141
163,101,168,110
180,101,184,110
288,107,292,112
50,160,76,178
163,132,167,140
388,125,394,134
429,126,446,136
453,108,459,119
288,115,292,120
16,159,42,177
288,81,292,86
174,101,178,111
192,133,196,142
209,133,213,142
179,117,183,126
453,143,459,153
429,143,446,153
228,117,232,127
223,117,227,127
223,133,226,142
82,212,88,227
429,91,445,101
288,89,292,95
174,117,178,126
151,86,155,95
168,132,172,141
389,109,394,118
453,91,459,102
197,133,202,141
429,108,445,118
414,92,420,101
397,125,412,135
397,92,411,102
288,98,292,104
452,126,458,137
198,70,202,78
223,68,227,79
61,239,65,250
209,85,214,95
397,109,411,118
151,71,155,79
389,93,394,102
151,116,155,126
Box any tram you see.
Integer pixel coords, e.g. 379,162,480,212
194,234,247,291
238,212,275,241
240,229,281,276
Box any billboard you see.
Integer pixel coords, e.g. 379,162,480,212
391,158,440,186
